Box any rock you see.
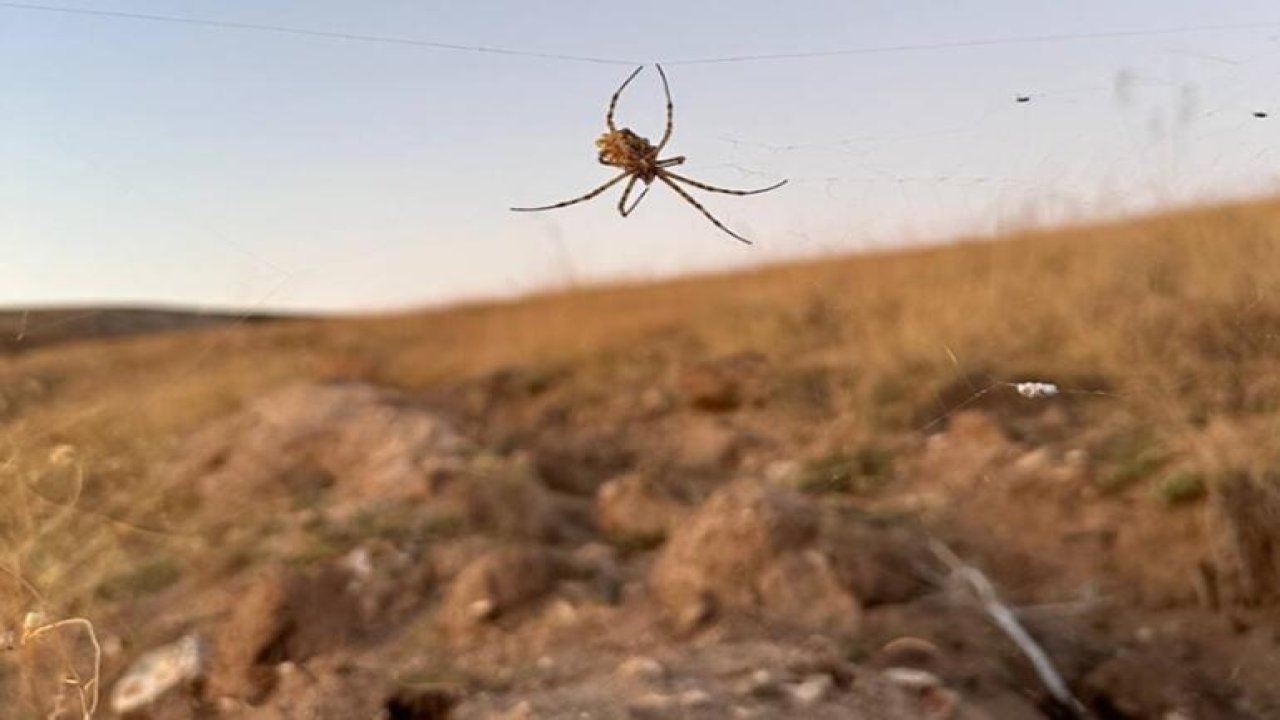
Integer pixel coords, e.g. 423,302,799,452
650,481,859,635
820,519,931,607
235,659,392,720
1080,651,1224,719
639,387,673,416
788,674,833,707
917,411,1016,490
679,367,741,412
679,689,714,708
651,481,816,613
678,352,768,412
161,382,471,511
207,566,364,702
563,542,623,604
883,667,944,691
109,633,208,715
919,687,961,719
757,550,861,636
595,473,689,545
532,435,634,496
763,459,803,487
628,692,679,718
876,637,943,671
674,418,742,471
617,656,667,684
457,454,561,540
884,669,961,720
495,700,539,720
207,569,293,702
740,668,781,699
339,540,435,623
441,547,556,636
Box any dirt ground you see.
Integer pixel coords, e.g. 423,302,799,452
4,200,1280,718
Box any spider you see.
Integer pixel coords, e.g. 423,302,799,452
511,64,787,244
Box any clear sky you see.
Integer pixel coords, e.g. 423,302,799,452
3,1,1279,311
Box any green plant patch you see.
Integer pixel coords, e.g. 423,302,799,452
799,446,895,495
1155,471,1207,506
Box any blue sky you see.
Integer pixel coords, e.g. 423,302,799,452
3,1,1279,311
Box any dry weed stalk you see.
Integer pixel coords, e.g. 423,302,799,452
930,540,1093,719
2,443,102,718
0,573,103,720
20,612,102,719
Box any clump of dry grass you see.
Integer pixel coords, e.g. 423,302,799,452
1,606,102,719
1189,416,1280,607
1,444,105,717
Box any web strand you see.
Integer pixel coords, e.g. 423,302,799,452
5,2,1280,68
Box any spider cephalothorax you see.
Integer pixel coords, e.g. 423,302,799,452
512,64,786,244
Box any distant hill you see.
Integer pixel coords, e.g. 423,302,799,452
0,306,292,353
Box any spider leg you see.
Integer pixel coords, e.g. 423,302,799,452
511,172,631,212
656,173,753,245
607,65,645,132
655,64,675,151
617,176,651,217
663,170,787,196
656,156,686,168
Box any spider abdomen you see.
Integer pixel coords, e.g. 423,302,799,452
596,129,659,168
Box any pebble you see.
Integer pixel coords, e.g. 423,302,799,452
617,655,667,683
628,692,678,718
743,668,782,698
679,689,714,707
788,674,833,706
109,633,208,715
882,667,944,690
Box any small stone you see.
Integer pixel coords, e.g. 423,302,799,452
878,636,942,669
788,674,833,706
596,473,687,544
497,700,538,720
674,597,714,634
101,633,125,660
468,598,497,620
342,546,375,583
629,692,678,718
549,598,579,626
680,364,742,412
110,633,208,715
442,547,555,634
1014,448,1053,472
920,686,960,718
640,388,672,415
679,689,714,707
675,418,741,470
764,459,802,487
743,669,781,698
617,656,667,683
882,667,943,690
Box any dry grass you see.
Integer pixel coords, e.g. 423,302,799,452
1,196,1280,714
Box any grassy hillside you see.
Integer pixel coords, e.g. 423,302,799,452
2,197,1280,716
0,307,290,354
